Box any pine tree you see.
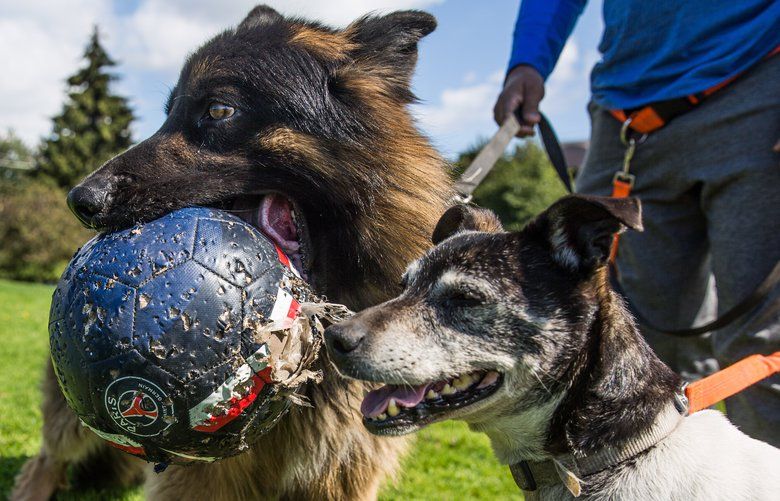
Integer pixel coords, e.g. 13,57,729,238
37,27,133,189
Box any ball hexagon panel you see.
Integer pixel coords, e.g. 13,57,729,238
132,260,244,382
49,318,86,412
192,216,277,288
88,215,197,288
61,275,137,365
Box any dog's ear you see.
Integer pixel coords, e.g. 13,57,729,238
432,204,503,244
543,195,643,271
239,5,283,30
347,11,436,83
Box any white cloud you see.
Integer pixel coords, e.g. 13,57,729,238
0,0,443,146
415,70,504,157
0,0,109,144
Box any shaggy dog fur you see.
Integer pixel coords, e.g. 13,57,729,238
12,5,451,500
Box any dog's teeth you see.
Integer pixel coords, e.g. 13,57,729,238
425,389,438,400
377,413,387,420
477,371,500,389
453,374,473,390
441,383,456,396
387,399,399,417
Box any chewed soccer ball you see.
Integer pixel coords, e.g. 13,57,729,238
48,207,318,464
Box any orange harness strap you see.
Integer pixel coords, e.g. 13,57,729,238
685,352,780,414
609,175,633,262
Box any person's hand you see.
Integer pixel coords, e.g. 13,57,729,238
493,64,545,137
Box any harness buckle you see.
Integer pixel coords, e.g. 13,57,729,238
612,171,636,188
675,384,690,416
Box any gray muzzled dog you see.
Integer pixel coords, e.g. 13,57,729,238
324,194,780,500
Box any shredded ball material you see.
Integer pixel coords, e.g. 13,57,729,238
248,301,353,406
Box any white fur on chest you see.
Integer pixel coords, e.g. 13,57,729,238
470,396,563,464
533,411,780,500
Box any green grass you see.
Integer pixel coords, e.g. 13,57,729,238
0,279,519,500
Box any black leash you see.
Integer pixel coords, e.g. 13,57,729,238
537,113,573,193
455,111,780,337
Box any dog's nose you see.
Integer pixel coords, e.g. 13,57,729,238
324,321,367,358
67,181,113,228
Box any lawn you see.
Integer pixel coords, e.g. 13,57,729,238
0,279,520,500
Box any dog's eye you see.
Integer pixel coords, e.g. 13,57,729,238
208,103,235,120
442,290,485,308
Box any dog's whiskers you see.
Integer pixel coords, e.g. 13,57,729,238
529,367,552,395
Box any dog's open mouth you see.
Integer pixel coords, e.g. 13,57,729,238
229,193,311,282
360,370,503,434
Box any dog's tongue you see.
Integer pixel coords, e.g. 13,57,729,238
259,193,299,253
361,383,429,418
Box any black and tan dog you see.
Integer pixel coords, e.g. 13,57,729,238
325,195,780,499
13,5,452,500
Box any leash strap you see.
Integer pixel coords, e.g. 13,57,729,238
454,112,571,201
685,351,780,413
454,112,522,201
608,119,646,263
538,114,573,193
612,259,780,337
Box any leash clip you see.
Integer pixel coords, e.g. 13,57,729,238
450,193,473,205
674,384,690,416
613,116,647,189
612,171,635,189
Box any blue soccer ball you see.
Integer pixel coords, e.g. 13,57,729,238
49,207,312,464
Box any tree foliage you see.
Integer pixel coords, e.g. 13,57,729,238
0,131,35,183
0,180,94,283
452,141,569,231
36,27,133,189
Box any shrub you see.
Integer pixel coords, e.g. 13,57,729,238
0,180,93,282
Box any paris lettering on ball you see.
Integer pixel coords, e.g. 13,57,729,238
48,207,311,464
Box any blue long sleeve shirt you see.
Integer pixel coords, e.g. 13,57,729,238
508,0,780,110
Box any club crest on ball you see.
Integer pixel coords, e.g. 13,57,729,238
105,376,175,437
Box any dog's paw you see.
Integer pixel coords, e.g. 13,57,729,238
10,454,68,501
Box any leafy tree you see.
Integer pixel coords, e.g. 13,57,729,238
0,130,35,183
453,141,569,231
0,180,93,282
36,27,133,189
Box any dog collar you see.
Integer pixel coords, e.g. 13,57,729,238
509,392,688,497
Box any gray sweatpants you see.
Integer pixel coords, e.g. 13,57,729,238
576,56,780,446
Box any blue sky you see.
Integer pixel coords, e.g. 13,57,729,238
0,0,604,158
